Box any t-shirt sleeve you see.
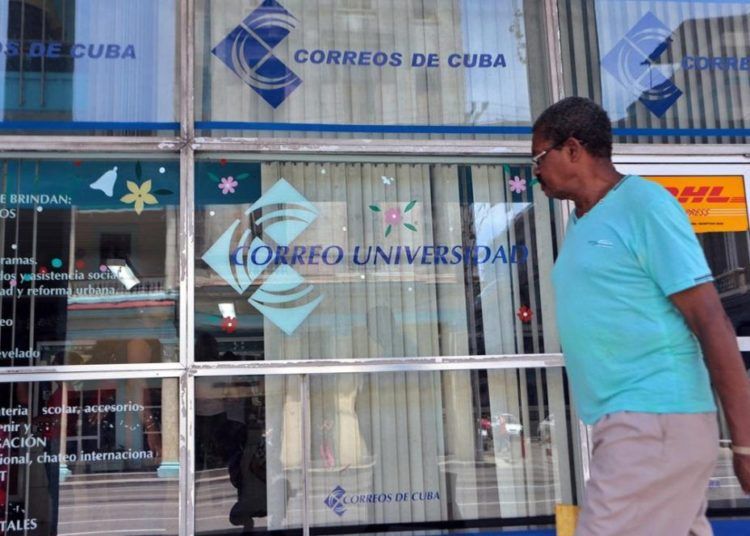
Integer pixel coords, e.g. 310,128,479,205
637,191,714,296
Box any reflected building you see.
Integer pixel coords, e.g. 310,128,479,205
0,0,748,535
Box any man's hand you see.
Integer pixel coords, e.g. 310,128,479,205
734,454,750,493
671,282,750,492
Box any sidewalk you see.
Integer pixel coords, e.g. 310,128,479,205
455,519,750,535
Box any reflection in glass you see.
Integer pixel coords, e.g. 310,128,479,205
308,370,571,527
559,0,750,143
194,369,571,533
196,0,551,139
0,159,179,367
195,374,302,533
194,160,560,361
0,0,177,132
0,377,178,535
699,229,750,508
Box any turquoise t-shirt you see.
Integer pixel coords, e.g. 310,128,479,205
552,175,717,424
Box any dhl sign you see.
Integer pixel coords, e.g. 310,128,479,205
645,175,748,234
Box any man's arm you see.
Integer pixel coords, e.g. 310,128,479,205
670,282,750,492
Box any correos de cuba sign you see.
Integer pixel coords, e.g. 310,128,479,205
0,41,136,60
211,0,509,108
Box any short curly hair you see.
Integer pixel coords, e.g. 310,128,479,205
532,97,613,158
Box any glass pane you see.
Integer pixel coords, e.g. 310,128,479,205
700,231,750,332
195,374,303,533
696,223,750,509
309,369,571,527
0,0,178,135
193,369,570,533
559,0,750,143
0,377,179,535
195,0,551,139
194,159,561,361
0,158,180,367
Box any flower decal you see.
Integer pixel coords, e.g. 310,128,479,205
121,180,158,215
218,176,238,195
516,305,533,323
369,200,418,237
385,208,403,225
208,171,250,191
221,316,238,334
509,176,527,194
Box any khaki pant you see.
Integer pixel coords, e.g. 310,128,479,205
577,412,718,536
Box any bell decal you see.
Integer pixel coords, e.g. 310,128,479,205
90,166,118,197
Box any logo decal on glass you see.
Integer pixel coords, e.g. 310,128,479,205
212,0,302,108
601,12,682,117
324,486,347,516
202,178,323,335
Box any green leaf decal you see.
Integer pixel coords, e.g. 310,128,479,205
152,189,174,195
136,161,143,180
404,200,417,212
503,164,511,175
385,225,392,237
404,223,417,232
369,205,381,212
236,173,250,180
207,172,221,183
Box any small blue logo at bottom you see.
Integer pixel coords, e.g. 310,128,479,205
324,485,347,516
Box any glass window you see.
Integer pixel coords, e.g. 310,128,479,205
559,0,750,143
195,0,551,139
195,374,302,533
194,368,571,533
0,158,180,367
690,219,750,508
194,159,561,361
0,377,179,535
308,370,571,527
0,0,178,135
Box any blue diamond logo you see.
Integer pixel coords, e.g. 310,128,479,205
202,179,323,335
324,486,347,516
601,11,682,117
212,0,302,108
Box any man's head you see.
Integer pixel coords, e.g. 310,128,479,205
531,97,614,199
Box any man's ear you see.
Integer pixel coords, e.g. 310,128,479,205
566,138,586,162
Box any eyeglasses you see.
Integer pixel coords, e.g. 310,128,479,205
531,139,566,168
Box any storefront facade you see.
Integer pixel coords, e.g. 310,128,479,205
0,0,748,534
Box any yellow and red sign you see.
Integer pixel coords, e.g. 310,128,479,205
645,175,748,234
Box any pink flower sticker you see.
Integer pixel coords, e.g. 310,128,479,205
218,176,238,195
384,207,403,225
509,176,527,194
369,200,418,237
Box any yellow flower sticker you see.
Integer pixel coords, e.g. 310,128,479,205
120,180,158,215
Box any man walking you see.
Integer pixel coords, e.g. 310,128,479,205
532,97,750,535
